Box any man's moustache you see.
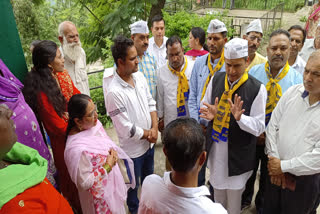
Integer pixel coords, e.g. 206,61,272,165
271,56,283,61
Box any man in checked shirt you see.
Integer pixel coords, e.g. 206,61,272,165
130,20,158,100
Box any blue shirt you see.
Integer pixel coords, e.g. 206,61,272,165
249,63,303,94
188,53,226,122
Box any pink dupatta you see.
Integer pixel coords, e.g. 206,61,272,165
306,4,320,37
64,120,135,213
185,49,209,57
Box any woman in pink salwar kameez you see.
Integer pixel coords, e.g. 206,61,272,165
64,94,135,214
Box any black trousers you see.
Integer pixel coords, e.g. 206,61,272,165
263,173,320,214
242,145,268,210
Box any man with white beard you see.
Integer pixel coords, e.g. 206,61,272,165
58,21,90,95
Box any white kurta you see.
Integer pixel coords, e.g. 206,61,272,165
202,76,267,190
105,71,156,158
138,172,228,214
266,84,320,176
156,57,195,126
60,47,90,95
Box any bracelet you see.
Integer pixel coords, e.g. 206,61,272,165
103,163,112,173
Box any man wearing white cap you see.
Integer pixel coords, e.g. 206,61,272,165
200,38,267,214
189,19,227,187
241,18,266,211
243,19,267,71
130,20,157,100
248,29,302,213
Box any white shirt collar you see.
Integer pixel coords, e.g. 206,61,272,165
114,70,136,88
151,36,167,49
298,85,320,106
164,172,210,198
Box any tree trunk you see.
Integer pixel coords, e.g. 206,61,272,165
148,0,166,27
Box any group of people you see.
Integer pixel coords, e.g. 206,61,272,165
0,12,319,214
103,16,320,214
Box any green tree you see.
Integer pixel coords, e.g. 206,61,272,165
12,0,88,68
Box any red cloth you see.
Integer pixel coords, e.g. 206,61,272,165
0,178,73,214
38,70,81,211
185,49,208,57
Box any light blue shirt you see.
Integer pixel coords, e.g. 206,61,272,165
188,53,226,122
249,63,303,94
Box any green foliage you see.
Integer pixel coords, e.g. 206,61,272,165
11,0,42,68
101,37,115,67
77,0,159,63
209,0,305,12
300,15,307,23
12,0,88,68
163,10,234,50
87,72,113,128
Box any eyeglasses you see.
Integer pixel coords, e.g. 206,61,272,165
248,36,262,43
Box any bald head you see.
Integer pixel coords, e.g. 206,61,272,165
58,21,76,36
58,21,79,45
309,50,320,62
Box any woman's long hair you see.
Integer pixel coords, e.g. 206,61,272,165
190,27,209,51
66,94,91,138
23,40,66,118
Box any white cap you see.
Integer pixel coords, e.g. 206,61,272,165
246,19,263,34
207,19,227,34
317,22,320,27
224,38,248,59
130,20,149,35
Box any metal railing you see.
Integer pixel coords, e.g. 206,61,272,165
230,2,284,38
87,69,104,90
206,0,303,12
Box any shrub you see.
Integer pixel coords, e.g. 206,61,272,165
163,10,234,50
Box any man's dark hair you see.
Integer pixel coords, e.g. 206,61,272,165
162,117,205,172
288,25,306,44
269,29,291,41
151,15,165,26
111,35,134,66
166,35,182,49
